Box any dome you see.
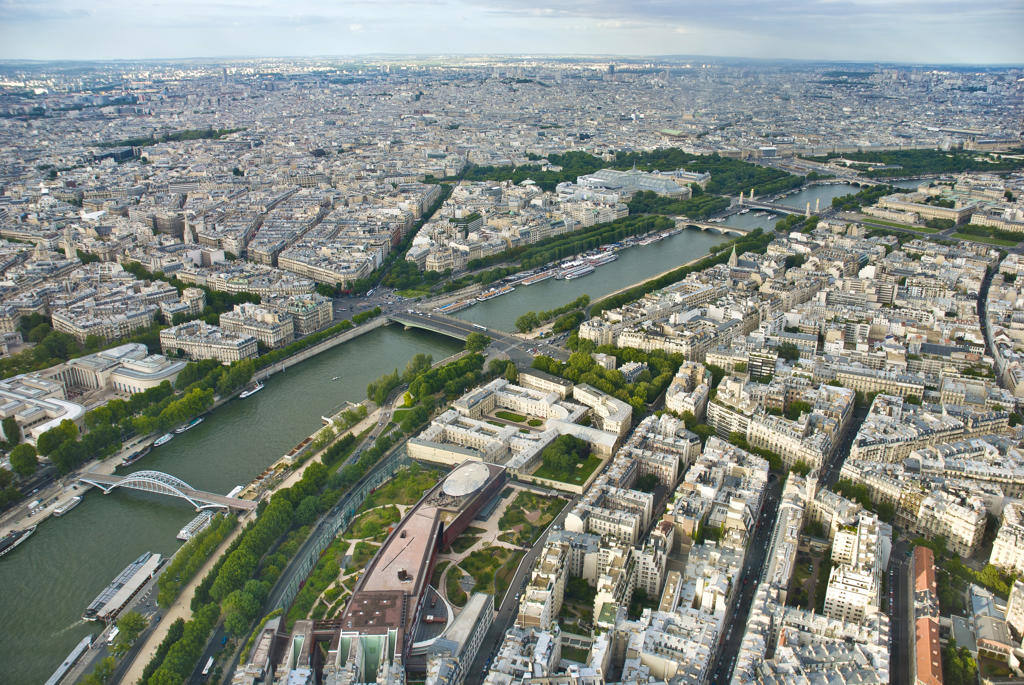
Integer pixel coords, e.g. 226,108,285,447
442,461,490,497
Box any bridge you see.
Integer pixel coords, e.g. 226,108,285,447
388,311,569,363
79,470,258,511
675,218,749,236
740,199,809,216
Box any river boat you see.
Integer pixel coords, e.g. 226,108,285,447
153,433,173,447
45,634,94,685
739,208,750,214
519,270,556,286
121,445,151,467
587,253,618,267
476,285,515,302
177,511,214,541
83,551,162,621
239,381,264,398
53,496,82,517
0,525,36,559
561,264,596,280
174,417,204,434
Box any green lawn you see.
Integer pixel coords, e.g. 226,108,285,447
450,534,479,554
359,464,439,511
860,217,938,233
953,232,1019,246
527,419,543,427
495,410,527,423
431,560,450,588
446,568,467,606
497,492,568,546
345,505,400,539
532,455,603,485
396,288,431,298
458,546,525,609
346,541,380,574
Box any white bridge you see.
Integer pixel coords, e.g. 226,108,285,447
79,470,257,511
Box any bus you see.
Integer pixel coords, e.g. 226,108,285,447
201,657,214,677
106,627,119,645
473,323,487,330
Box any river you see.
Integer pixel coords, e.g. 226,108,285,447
1,216,741,683
458,228,729,331
0,326,462,685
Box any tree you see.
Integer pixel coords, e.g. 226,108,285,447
2,417,20,445
635,473,659,493
776,342,800,361
540,434,590,478
9,443,38,477
465,332,490,352
118,610,147,643
81,657,116,685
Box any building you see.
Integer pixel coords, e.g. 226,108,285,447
912,546,943,685
263,293,333,336
54,342,186,395
160,321,258,363
423,592,494,685
220,302,295,349
0,373,86,444
823,514,888,625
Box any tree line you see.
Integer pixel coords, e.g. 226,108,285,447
590,229,774,316
141,350,497,682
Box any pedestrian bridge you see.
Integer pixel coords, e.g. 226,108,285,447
79,470,257,511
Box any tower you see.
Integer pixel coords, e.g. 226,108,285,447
728,245,738,268
805,202,811,218
815,198,820,213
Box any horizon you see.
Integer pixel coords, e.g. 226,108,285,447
1,0,1022,65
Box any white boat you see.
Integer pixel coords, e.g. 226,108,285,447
174,417,204,434
53,496,82,517
561,264,596,280
238,381,264,399
153,433,173,447
177,511,214,541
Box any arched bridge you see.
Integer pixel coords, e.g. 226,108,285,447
79,470,257,511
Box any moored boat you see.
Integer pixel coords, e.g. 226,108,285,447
53,496,82,517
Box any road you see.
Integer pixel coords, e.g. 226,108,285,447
389,310,569,364
888,538,912,685
464,499,575,685
707,475,782,685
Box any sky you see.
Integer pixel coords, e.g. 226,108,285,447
0,0,1022,64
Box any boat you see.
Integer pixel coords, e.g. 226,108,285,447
519,269,556,286
637,234,662,246
476,285,515,302
331,376,340,381
53,496,82,517
561,264,596,280
45,634,94,685
0,525,36,559
83,551,162,621
587,253,618,267
174,417,204,434
435,299,475,314
153,433,173,447
121,445,151,467
739,208,750,214
177,511,214,541
238,381,264,399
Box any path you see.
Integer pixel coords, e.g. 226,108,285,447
121,514,251,684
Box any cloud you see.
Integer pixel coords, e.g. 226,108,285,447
0,0,1020,62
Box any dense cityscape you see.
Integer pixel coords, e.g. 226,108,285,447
0,32,1023,685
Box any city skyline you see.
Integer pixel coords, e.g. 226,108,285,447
1,0,1023,64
